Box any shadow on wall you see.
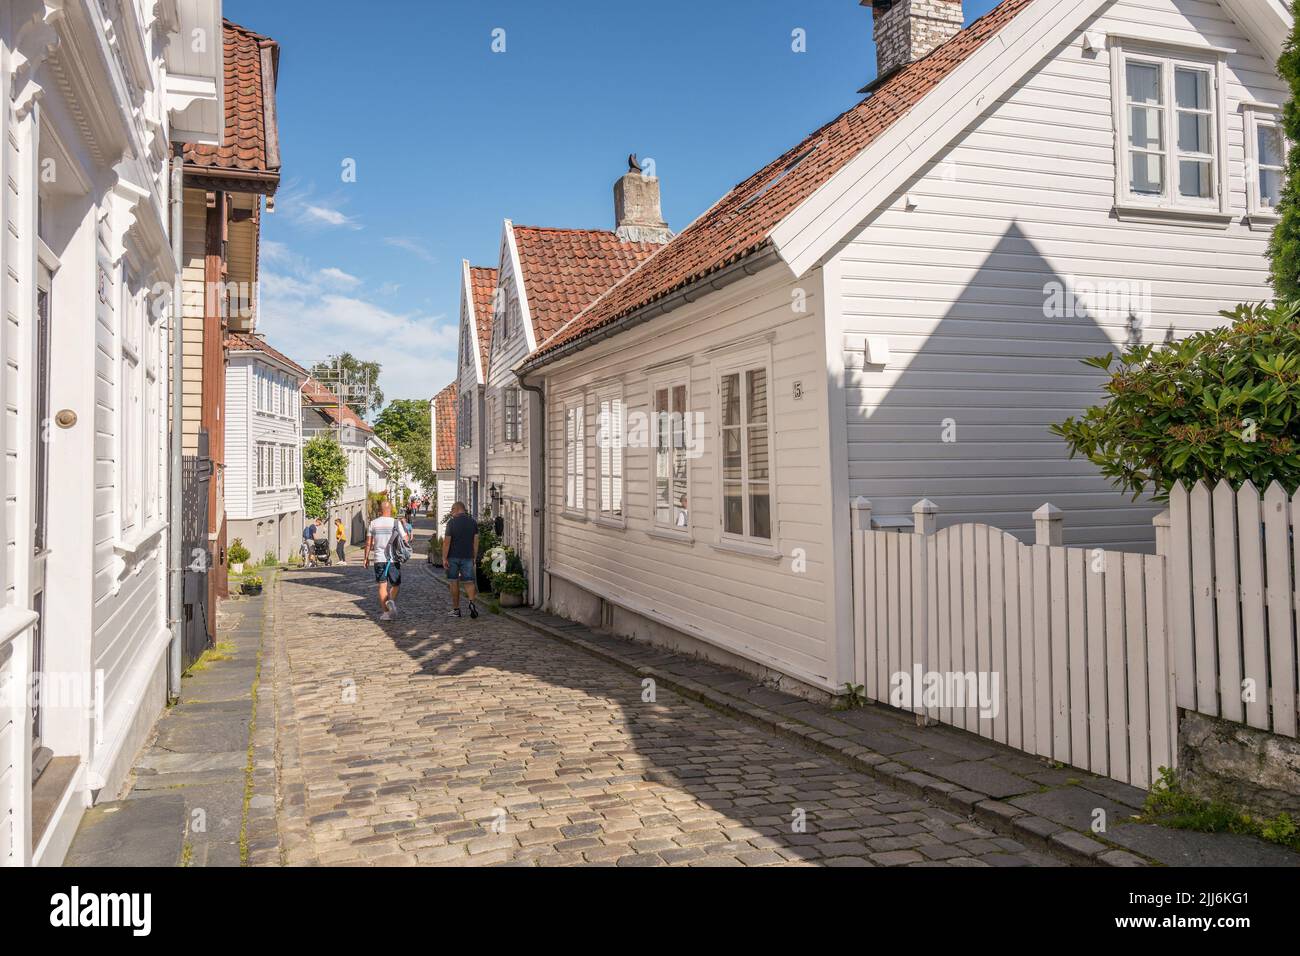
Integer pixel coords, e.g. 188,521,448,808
850,220,1170,551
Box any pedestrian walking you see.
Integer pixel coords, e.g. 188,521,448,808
334,517,346,564
364,500,410,621
442,500,479,619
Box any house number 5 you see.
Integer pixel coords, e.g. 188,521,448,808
792,381,804,401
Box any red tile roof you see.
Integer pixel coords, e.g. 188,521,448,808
469,266,497,375
225,331,307,377
432,382,458,472
301,377,373,434
184,19,281,190
512,226,660,344
527,0,1034,363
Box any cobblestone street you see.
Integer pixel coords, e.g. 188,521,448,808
264,520,1052,867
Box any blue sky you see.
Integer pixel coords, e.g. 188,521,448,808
230,0,1002,405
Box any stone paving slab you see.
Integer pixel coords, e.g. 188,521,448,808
504,605,1300,868
261,516,1050,868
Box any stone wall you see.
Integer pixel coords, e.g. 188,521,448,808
1178,711,1300,819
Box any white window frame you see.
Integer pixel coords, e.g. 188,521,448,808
503,384,520,445
713,343,778,555
118,267,143,536
1245,102,1287,222
649,371,692,538
1110,38,1230,222
562,395,586,517
596,386,626,528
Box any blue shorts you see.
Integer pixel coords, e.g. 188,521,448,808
374,562,401,585
446,558,475,583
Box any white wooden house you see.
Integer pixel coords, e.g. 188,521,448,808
478,212,668,591
515,0,1292,696
225,332,306,562
302,377,371,545
430,382,457,530
454,261,495,517
0,0,224,865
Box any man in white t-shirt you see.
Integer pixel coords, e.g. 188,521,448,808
364,499,410,622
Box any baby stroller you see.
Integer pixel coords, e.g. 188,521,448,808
311,536,332,567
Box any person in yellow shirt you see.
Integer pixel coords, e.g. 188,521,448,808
334,517,347,565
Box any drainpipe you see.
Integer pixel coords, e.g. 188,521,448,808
516,374,545,610
167,149,185,701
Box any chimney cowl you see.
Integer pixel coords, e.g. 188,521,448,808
866,0,964,82
614,158,673,245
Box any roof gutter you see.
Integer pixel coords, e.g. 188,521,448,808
516,241,782,378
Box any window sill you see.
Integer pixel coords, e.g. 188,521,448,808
1246,212,1280,232
113,521,166,557
594,516,626,531
710,538,782,561
559,510,588,523
647,526,693,546
1113,203,1233,229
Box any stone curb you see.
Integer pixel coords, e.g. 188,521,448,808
503,609,1153,869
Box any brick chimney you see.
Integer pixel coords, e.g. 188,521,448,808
866,0,964,80
614,155,673,244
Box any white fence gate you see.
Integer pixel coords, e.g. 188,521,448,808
851,498,1176,789
1165,480,1299,740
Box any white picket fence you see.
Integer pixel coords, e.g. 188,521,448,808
1164,480,1299,740
851,498,1175,789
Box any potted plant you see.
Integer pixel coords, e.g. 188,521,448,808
427,534,442,567
493,572,527,607
241,575,263,596
228,538,250,575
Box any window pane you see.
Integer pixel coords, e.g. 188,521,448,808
1129,106,1164,151
747,425,769,482
1174,68,1209,110
746,368,768,425
1127,62,1162,105
721,373,740,427
723,484,743,535
750,484,771,540
1130,151,1163,195
1177,111,1210,154
1261,168,1283,207
722,428,741,483
1259,123,1285,167
1178,159,1211,198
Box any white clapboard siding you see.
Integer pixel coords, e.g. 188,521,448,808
836,0,1285,552
852,499,1174,788
1163,481,1300,740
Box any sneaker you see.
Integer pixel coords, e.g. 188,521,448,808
379,612,393,622
449,608,462,618
386,599,398,618
468,602,479,619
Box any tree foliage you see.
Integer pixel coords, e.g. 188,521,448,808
310,352,384,417
1268,2,1300,298
374,398,434,488
303,433,348,505
1051,301,1300,500
302,482,325,520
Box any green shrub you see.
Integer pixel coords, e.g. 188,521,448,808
492,572,527,595
228,539,250,565
262,552,279,567
1268,3,1300,298
1051,301,1300,499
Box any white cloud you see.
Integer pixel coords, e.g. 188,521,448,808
300,203,359,228
258,265,456,402
384,236,437,264
316,267,361,289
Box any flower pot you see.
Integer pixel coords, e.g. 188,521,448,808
241,583,262,596
231,563,244,575
499,591,524,608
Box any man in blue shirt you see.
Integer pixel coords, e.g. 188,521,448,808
442,501,480,619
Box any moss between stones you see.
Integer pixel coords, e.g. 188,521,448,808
1141,767,1300,851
